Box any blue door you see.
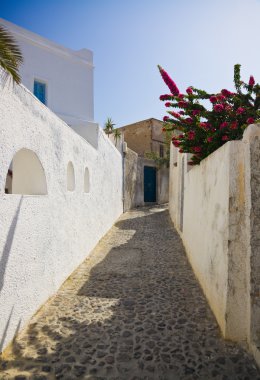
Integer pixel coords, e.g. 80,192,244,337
144,166,156,202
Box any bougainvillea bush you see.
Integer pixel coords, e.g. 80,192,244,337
158,64,260,165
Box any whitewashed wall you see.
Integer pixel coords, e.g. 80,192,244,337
0,18,97,146
169,125,260,352
0,77,123,352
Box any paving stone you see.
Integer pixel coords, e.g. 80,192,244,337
0,206,259,379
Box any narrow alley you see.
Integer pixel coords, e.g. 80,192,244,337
1,206,259,380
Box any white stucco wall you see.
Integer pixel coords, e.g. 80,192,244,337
0,18,96,144
0,76,123,352
169,131,259,342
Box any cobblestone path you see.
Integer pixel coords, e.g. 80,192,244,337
1,206,260,380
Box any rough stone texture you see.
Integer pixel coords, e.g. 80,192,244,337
249,135,260,361
1,206,259,379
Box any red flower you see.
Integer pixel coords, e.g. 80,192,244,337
210,96,218,103
178,134,184,138
178,94,184,99
165,102,171,107
192,110,200,116
220,121,228,129
214,104,224,112
159,94,172,101
221,89,232,97
169,111,181,119
199,122,211,130
236,107,245,114
186,87,193,95
249,76,255,87
162,127,166,132
179,149,184,153
217,94,226,101
188,131,195,140
230,121,238,129
247,117,255,124
194,146,202,153
178,100,188,108
179,111,185,115
163,116,169,122
207,137,213,142
172,140,181,147
185,117,193,124
158,65,180,95
222,135,229,141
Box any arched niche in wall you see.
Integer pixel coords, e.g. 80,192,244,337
67,161,75,191
84,167,90,193
5,148,47,195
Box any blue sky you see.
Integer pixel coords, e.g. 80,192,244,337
1,0,260,128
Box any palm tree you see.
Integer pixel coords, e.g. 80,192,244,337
113,128,121,145
0,24,23,84
104,117,115,135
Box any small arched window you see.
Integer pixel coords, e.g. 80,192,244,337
84,167,90,193
67,161,75,191
5,148,47,195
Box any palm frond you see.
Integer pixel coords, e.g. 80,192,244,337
0,24,23,84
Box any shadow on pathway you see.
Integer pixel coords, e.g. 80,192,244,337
0,206,259,380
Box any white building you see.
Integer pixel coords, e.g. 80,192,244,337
0,18,98,147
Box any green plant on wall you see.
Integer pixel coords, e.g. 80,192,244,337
104,117,115,135
0,24,23,84
145,129,171,168
113,128,121,144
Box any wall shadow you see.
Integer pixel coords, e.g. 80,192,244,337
0,198,23,293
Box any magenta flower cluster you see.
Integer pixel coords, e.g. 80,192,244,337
158,64,260,165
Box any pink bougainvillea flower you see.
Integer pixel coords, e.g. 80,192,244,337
214,104,224,112
247,117,255,124
159,94,172,101
169,111,181,119
186,87,193,95
217,94,226,101
158,65,180,95
220,121,228,129
210,96,218,103
207,137,213,142
188,131,195,140
237,107,245,114
163,116,169,122
172,140,181,147
178,94,184,99
179,111,185,115
230,121,238,129
221,89,232,97
178,100,188,108
185,117,193,124
194,146,202,153
178,134,185,138
179,149,184,153
249,76,255,87
165,102,171,107
192,110,200,116
222,135,229,141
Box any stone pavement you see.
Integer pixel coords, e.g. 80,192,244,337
0,206,260,380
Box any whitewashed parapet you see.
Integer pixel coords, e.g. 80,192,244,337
169,124,260,351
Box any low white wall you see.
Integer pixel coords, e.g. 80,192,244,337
0,77,123,352
169,125,260,345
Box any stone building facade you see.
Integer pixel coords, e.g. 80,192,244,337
120,118,169,210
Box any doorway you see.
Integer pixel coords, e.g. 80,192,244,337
144,166,156,202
